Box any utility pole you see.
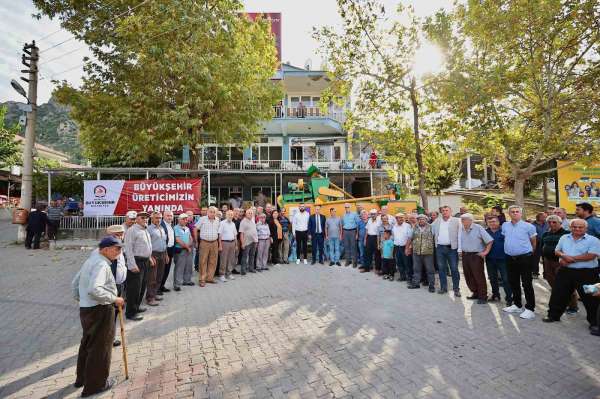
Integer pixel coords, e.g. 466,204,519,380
20,41,39,211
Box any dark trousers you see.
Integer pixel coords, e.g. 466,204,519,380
76,305,115,396
47,220,59,240
125,257,149,317
532,246,542,275
548,267,600,325
394,245,413,280
382,258,395,276
241,242,257,273
146,251,165,301
363,235,378,271
311,233,325,262
25,229,43,249
462,253,488,300
295,231,308,260
271,238,281,264
486,258,512,303
343,229,358,264
543,257,578,309
506,254,535,311
161,247,174,290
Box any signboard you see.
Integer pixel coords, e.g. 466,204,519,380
246,12,282,63
557,161,600,213
84,179,202,216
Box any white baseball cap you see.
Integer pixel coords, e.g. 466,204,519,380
126,210,137,219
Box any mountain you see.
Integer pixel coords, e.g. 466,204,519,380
1,96,84,163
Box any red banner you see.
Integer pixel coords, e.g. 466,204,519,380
113,179,202,215
246,12,282,63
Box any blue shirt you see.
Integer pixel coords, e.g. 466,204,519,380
357,219,368,240
342,212,360,229
555,233,600,269
381,239,395,259
486,228,505,260
585,215,600,239
502,220,537,256
173,225,191,248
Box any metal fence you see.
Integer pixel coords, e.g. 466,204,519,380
60,216,127,230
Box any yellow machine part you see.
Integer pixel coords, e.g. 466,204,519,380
318,187,344,198
283,198,418,216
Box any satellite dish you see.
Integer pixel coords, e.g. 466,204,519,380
304,59,312,70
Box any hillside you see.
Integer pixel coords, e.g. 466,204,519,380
1,96,83,163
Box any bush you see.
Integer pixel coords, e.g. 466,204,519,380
483,195,506,210
464,201,484,216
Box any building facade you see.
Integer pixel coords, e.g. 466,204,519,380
188,64,388,207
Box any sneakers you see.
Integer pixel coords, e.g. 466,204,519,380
227,275,235,281
296,259,300,264
519,309,535,320
303,259,308,265
503,304,523,313
566,307,579,315
219,276,227,283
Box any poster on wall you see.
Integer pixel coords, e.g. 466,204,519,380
84,179,202,216
557,161,600,213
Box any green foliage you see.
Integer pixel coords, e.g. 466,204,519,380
32,158,85,202
482,195,506,210
0,106,20,168
426,0,600,204
424,144,461,195
464,201,484,216
34,0,282,166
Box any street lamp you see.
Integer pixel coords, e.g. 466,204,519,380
10,79,28,102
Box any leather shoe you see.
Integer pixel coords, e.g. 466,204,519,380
543,317,560,323
126,315,143,321
154,296,163,301
199,282,206,287
590,326,600,336
74,381,83,388
137,307,147,313
113,339,121,347
466,295,478,300
174,286,181,291
81,377,116,397
160,287,171,292
407,284,420,289
147,301,159,307
476,299,487,304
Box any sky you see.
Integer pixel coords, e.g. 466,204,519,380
0,0,453,104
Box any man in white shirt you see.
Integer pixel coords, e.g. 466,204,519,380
377,205,396,226
218,210,238,282
360,209,381,272
292,204,310,264
160,210,175,293
431,205,462,296
195,206,220,286
392,213,413,281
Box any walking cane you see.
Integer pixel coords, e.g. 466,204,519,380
117,304,129,379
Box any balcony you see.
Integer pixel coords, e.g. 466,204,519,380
273,105,346,124
162,160,387,172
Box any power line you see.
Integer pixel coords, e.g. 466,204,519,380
39,46,86,65
40,63,85,81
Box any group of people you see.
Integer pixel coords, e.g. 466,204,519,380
70,200,600,396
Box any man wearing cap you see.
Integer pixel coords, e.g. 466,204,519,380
392,213,413,281
341,203,360,267
104,225,127,346
173,213,194,290
147,211,167,306
196,206,220,286
122,210,137,232
459,213,493,304
124,211,153,321
71,236,125,397
407,214,436,291
360,209,381,273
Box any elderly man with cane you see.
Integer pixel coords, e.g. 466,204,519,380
71,236,125,397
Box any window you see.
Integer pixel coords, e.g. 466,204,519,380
203,146,216,162
301,96,311,104
217,147,230,161
270,146,282,160
334,146,341,160
312,97,320,106
260,146,269,161
231,147,243,161
252,186,275,204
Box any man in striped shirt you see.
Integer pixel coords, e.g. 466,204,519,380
47,200,63,240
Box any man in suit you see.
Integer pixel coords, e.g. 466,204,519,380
431,205,462,296
308,205,327,265
25,204,48,249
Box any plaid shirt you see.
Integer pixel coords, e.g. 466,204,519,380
195,216,220,241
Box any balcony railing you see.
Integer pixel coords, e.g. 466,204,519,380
273,105,346,123
194,159,385,171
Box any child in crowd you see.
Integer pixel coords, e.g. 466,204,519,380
381,230,395,280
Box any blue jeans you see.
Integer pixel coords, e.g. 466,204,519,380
436,245,459,291
311,233,325,262
394,245,413,280
328,237,341,262
358,236,366,265
486,258,513,303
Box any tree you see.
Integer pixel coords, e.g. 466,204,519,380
426,0,600,205
0,106,20,168
424,144,461,196
314,1,435,209
34,0,282,166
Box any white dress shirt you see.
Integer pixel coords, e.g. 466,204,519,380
366,218,381,236
437,219,451,245
292,211,310,233
218,219,238,241
392,222,413,246
164,222,175,247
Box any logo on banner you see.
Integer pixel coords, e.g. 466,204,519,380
93,185,107,198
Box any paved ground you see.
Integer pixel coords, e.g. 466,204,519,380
1,221,600,399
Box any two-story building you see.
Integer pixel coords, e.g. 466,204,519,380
173,63,389,207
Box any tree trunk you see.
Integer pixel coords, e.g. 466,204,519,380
513,175,526,207
410,78,428,210
542,177,548,209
